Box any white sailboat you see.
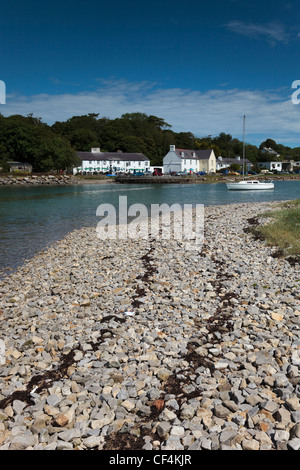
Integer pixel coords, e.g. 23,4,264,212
226,116,274,191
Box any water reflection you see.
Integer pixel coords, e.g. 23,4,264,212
0,181,299,273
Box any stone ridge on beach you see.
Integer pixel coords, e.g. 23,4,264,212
0,200,299,450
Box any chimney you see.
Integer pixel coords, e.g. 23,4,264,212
236,156,240,161
91,147,101,153
218,156,222,161
170,145,176,151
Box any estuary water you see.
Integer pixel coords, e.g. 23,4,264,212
0,180,299,273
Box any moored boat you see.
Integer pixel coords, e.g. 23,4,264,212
226,180,274,190
226,115,275,191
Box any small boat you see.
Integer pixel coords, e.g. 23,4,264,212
226,115,274,191
226,180,274,190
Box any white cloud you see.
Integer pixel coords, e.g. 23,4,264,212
225,21,290,45
2,79,300,146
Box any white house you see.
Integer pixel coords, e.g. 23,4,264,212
7,161,33,173
216,156,252,172
260,147,280,158
163,145,216,174
257,160,300,172
257,161,283,172
293,161,300,170
73,148,150,174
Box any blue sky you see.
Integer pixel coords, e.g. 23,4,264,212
1,0,300,146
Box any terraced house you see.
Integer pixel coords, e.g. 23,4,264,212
163,145,216,174
73,148,150,175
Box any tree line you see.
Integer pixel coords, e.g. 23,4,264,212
0,112,299,172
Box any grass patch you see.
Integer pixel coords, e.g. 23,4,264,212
257,199,300,259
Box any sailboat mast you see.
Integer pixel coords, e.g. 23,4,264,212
242,115,246,180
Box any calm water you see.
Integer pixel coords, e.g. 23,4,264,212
0,180,299,273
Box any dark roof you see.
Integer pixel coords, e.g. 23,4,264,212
220,157,251,164
7,161,32,166
175,149,214,160
77,151,149,162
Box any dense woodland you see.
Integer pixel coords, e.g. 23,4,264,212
0,112,299,172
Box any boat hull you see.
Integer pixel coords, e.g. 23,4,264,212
226,181,274,190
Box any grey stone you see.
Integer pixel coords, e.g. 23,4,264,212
291,411,300,423
287,438,300,450
157,422,171,438
116,389,129,400
180,405,195,420
83,436,102,448
12,400,26,415
10,432,37,450
188,439,202,450
273,407,291,423
214,404,233,419
274,430,290,442
162,435,184,450
46,395,62,407
1,200,300,450
57,428,81,442
290,423,300,438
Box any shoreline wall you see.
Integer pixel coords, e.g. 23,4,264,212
0,175,79,186
115,174,300,184
0,174,299,186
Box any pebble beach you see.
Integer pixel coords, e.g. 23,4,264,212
0,200,299,451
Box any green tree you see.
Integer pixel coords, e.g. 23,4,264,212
147,115,172,129
244,144,259,163
69,128,99,151
36,136,80,171
259,138,277,150
194,139,220,156
229,163,242,172
174,132,196,149
0,114,79,171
